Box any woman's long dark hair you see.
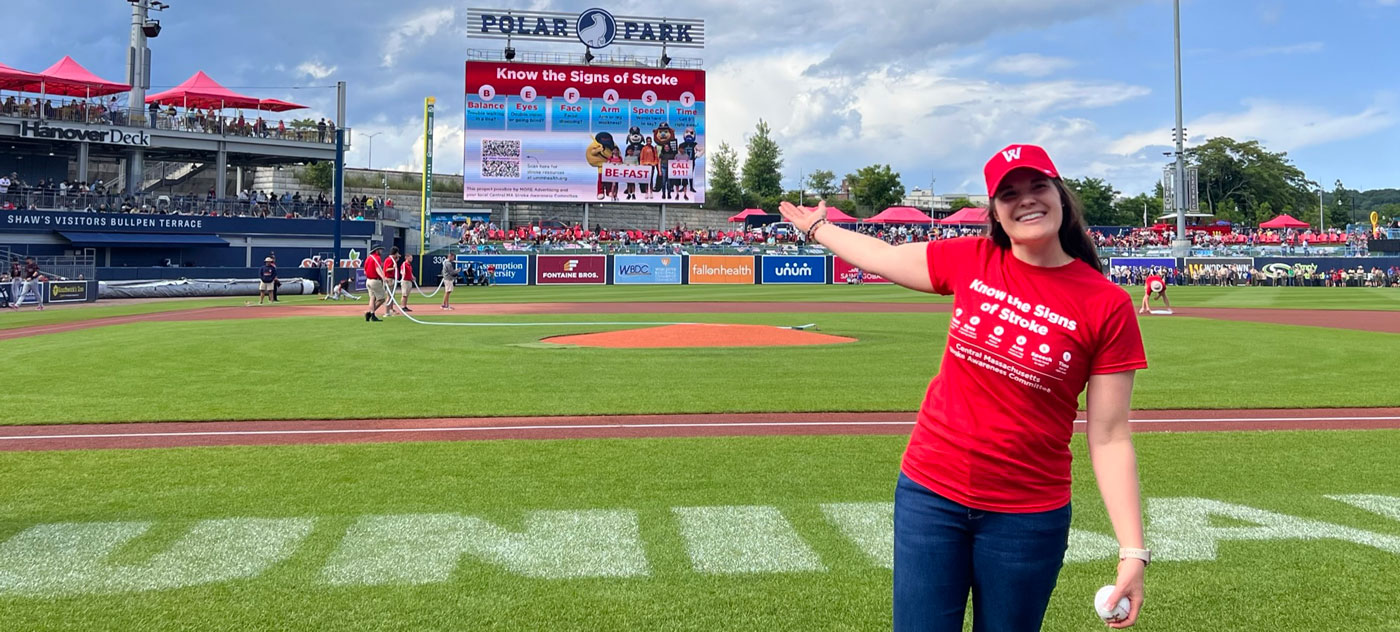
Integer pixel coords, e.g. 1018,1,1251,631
986,179,1102,272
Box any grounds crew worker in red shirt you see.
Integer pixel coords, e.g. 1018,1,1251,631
780,144,1149,632
397,252,416,313
363,246,388,322
1139,272,1171,315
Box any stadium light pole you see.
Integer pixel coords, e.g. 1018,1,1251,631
362,131,382,169
1170,0,1190,258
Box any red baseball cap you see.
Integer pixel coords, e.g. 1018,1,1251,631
983,144,1060,198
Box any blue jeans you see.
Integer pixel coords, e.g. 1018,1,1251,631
893,472,1071,632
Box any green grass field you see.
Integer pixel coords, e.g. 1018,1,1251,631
1,431,1396,631
2,285,1398,631
2,310,1398,424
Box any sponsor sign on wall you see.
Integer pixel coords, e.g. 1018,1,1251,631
1254,257,1400,279
688,255,754,284
832,256,890,284
760,256,827,284
537,254,607,284
1109,257,1176,269
463,60,705,204
1,210,376,237
613,255,682,284
46,280,89,303
455,254,530,285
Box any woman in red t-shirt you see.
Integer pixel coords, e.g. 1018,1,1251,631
780,144,1149,631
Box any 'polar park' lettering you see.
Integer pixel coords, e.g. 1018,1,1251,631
1,496,1396,596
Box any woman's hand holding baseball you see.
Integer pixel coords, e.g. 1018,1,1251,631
778,200,827,234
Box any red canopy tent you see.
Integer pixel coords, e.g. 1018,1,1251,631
0,62,42,91
866,206,933,224
16,56,130,98
146,71,261,109
727,208,771,222
938,206,989,225
1259,214,1309,229
257,98,308,112
821,206,860,223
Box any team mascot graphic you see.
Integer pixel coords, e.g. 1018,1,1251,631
677,127,702,199
586,131,617,200
652,123,678,200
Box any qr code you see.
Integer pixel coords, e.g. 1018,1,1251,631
480,139,521,179
482,139,521,159
481,160,520,178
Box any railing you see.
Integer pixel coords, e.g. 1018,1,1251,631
0,98,345,146
2,246,95,281
1,191,384,220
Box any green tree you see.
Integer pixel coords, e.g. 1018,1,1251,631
1188,137,1316,226
707,141,744,211
845,164,905,215
1063,177,1120,226
740,120,784,202
1329,180,1354,228
805,169,837,199
298,161,334,192
1112,193,1162,227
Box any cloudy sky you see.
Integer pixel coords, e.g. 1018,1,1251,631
5,0,1397,196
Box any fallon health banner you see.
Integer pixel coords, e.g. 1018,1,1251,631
464,61,706,203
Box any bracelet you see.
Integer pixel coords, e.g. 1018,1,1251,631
1119,547,1151,567
806,218,830,241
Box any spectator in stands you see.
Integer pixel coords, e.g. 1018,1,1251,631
317,118,327,143
257,256,277,305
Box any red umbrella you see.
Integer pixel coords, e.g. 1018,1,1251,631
0,62,42,91
821,206,860,222
15,56,130,99
1259,214,1309,229
258,98,308,112
866,206,933,224
727,208,771,222
937,206,988,225
146,71,261,110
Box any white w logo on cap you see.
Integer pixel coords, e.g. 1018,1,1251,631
1001,147,1023,162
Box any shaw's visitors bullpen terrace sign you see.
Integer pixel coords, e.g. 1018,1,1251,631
466,8,704,49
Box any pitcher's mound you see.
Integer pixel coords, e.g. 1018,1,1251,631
541,323,857,348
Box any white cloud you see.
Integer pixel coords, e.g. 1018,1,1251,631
296,61,337,80
1243,41,1323,56
381,7,457,68
988,53,1076,77
1109,99,1396,156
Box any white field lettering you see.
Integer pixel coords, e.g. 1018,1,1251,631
0,496,1396,596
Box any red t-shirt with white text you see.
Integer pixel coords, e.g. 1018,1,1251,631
902,237,1147,513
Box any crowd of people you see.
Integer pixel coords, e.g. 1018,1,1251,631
1,95,337,144
0,174,375,220
1091,226,1371,254
1108,263,1399,287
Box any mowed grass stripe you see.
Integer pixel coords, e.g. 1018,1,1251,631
0,432,1396,631
1,312,1397,425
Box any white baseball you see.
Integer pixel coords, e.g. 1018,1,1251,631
1094,585,1129,622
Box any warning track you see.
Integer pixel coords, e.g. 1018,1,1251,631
1,408,1396,452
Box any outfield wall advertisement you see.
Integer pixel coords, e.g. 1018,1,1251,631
688,255,753,284
832,257,890,284
464,61,706,203
455,254,530,285
760,256,827,284
537,254,607,284
613,255,682,284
